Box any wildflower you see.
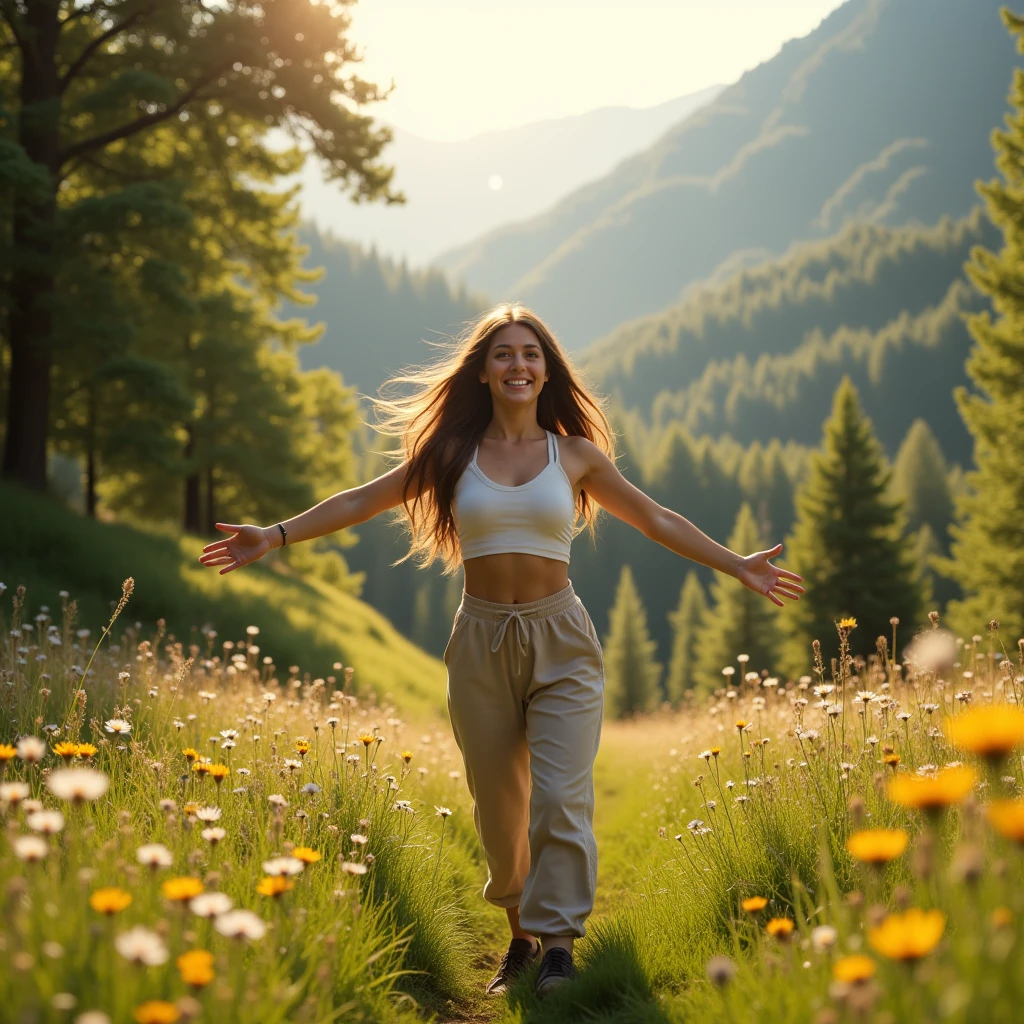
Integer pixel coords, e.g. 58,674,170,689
359,733,376,747
833,955,875,984
194,806,222,822
53,741,79,762
301,782,321,795
839,617,857,629
887,765,977,811
104,719,131,736
846,828,909,865
182,748,199,763
350,833,368,846
292,847,321,864
26,810,65,835
710,747,721,757
992,907,1013,930
1,781,31,805
257,876,294,898
13,835,49,862
208,764,229,784
177,949,215,989
136,843,174,869
435,806,452,819
191,762,212,777
45,768,109,803
215,909,267,941
116,926,169,966
295,739,310,756
765,917,794,939
261,857,304,877
16,736,47,763
76,743,98,759
944,705,1024,759
132,1001,179,1024
162,877,204,902
985,799,1024,844
283,759,302,772
741,896,768,913
90,888,133,915
811,925,838,952
401,751,413,764
190,892,233,918
341,861,368,875
706,954,737,987
853,691,879,705
201,827,226,845
867,908,945,961
735,720,750,731
267,794,288,808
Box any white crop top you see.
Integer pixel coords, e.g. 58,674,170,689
453,429,576,563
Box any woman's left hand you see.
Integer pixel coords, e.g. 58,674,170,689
736,544,804,607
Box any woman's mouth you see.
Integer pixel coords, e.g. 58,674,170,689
503,378,532,390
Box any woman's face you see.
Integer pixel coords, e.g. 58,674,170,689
479,324,549,407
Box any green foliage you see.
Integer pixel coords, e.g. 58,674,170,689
695,504,781,693
944,10,1024,641
603,565,662,719
780,379,924,676
892,419,954,545
665,572,707,705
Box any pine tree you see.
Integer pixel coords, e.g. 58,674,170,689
942,11,1024,639
781,377,924,677
695,503,781,694
892,420,954,548
603,565,661,719
665,571,708,704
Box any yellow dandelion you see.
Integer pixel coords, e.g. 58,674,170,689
886,765,977,811
838,617,857,629
191,761,212,776
846,828,908,865
359,733,376,747
401,751,414,764
182,748,199,763
208,764,230,784
867,908,945,961
991,907,1013,930
735,720,749,731
256,875,294,897
75,742,98,759
765,917,794,939
89,887,133,915
133,1001,180,1024
291,847,321,864
0,744,16,762
182,801,201,817
53,741,79,762
832,955,875,984
944,705,1024,759
162,877,204,902
295,739,311,756
177,949,215,989
741,896,768,913
985,799,1024,845
710,746,721,756
882,753,901,769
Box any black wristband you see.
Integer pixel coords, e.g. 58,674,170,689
277,523,287,546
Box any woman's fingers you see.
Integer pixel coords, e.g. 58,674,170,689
215,523,244,533
774,579,805,596
775,567,803,582
765,589,785,608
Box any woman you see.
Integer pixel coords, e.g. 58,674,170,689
198,303,803,997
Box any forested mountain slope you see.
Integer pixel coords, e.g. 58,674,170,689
435,0,1015,350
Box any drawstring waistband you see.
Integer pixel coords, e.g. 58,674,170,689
459,583,579,675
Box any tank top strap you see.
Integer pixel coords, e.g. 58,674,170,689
546,429,559,465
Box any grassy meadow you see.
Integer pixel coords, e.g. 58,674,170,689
2,564,1024,1023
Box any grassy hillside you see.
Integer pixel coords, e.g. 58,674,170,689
436,0,1015,349
0,481,447,719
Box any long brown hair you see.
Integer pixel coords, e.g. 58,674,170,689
373,302,614,574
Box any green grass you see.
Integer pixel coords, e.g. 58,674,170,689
0,481,448,720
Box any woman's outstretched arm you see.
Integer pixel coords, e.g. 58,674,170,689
571,438,803,607
197,462,412,575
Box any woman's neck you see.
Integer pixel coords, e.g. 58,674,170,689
484,406,544,441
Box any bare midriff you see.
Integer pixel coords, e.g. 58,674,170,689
462,552,571,604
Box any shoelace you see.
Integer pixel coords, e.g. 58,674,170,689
538,947,575,980
490,606,530,675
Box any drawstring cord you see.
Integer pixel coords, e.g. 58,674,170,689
491,606,530,675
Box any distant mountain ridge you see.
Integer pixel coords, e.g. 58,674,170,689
435,0,1017,350
290,85,723,268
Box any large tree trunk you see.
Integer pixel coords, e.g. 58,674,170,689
204,464,215,535
183,424,201,534
85,385,97,518
0,4,61,491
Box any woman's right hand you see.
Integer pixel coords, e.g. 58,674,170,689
198,523,274,575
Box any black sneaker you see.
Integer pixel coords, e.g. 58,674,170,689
485,937,540,995
534,946,577,995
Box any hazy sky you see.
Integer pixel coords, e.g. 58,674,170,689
345,0,847,141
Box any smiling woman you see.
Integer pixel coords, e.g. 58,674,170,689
197,301,803,998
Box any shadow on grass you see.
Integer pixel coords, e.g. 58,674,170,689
499,920,673,1024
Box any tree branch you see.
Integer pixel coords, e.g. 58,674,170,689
57,67,226,167
59,6,151,95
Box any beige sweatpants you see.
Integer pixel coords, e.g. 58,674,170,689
444,582,605,939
